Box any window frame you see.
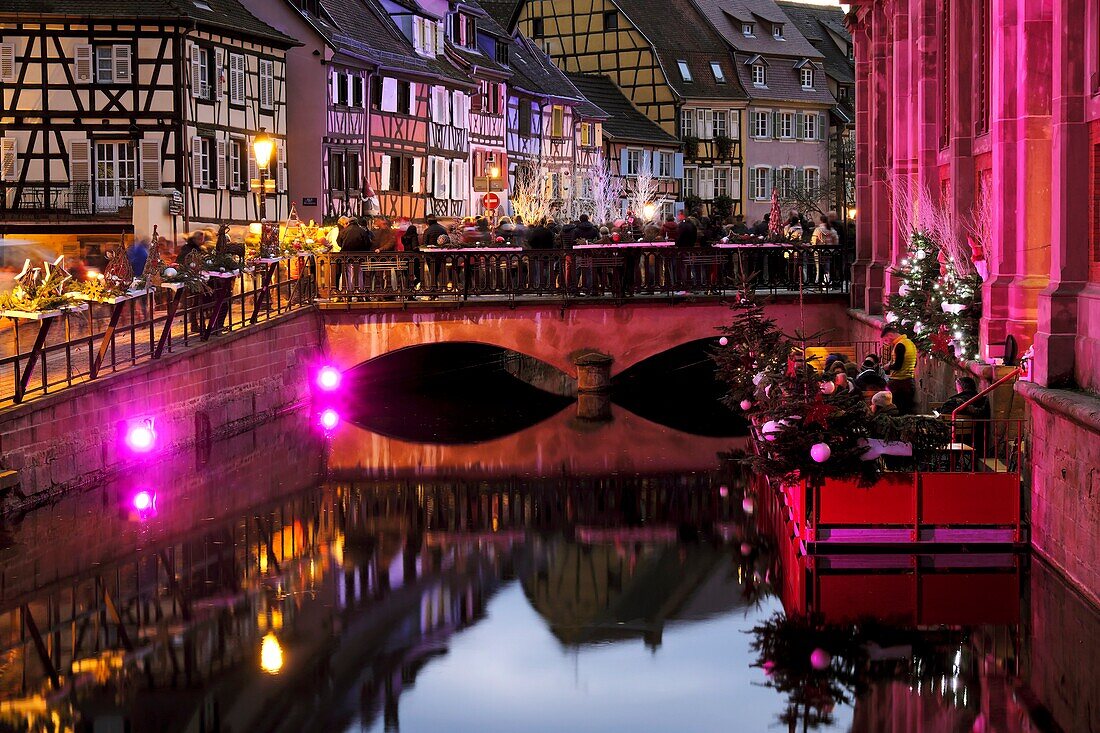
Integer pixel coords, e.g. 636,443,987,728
714,166,728,198
714,110,726,138
682,166,697,198
752,166,770,200
752,110,770,138
752,63,766,88
804,166,820,192
677,60,693,83
603,10,618,30
229,139,246,191
657,151,672,178
800,67,814,89
803,112,817,140
776,166,794,198
681,108,693,138
625,148,641,177
710,61,725,83
779,111,794,139
742,22,755,37
198,137,214,189
773,23,784,39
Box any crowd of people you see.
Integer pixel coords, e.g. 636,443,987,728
331,208,852,253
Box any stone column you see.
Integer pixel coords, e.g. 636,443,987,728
867,1,892,313
913,0,939,206
1005,0,1054,354
1033,0,1088,386
574,352,613,393
850,12,873,311
982,0,1021,356
886,0,912,296
947,0,975,257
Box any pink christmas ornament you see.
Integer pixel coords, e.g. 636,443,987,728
739,399,753,411
762,660,776,677
761,420,780,441
719,485,729,497
810,442,832,463
810,648,831,670
742,496,755,514
740,542,753,556
718,336,729,346
820,381,836,395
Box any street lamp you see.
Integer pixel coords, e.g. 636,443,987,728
643,202,656,222
253,128,274,220
846,207,857,220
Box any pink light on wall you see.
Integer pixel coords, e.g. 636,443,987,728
132,490,155,512
125,420,157,453
317,366,342,391
320,409,340,430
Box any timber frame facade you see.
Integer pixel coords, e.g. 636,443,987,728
510,0,749,217
0,5,296,245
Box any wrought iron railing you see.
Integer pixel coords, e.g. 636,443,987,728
0,257,315,406
315,245,849,303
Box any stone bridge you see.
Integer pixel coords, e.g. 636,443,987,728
320,296,850,381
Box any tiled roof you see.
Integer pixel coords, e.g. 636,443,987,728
567,74,678,145
507,34,585,100
298,0,473,85
733,52,835,106
478,0,522,31
613,0,747,101
694,0,822,58
3,0,298,45
776,1,854,85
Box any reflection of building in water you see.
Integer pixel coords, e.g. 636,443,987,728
520,540,748,648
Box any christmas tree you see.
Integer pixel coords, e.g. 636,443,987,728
712,300,789,407
884,232,946,353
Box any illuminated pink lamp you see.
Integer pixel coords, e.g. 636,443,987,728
125,421,157,453
316,366,342,391
320,409,340,430
132,490,155,512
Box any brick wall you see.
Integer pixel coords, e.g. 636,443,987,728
0,308,324,505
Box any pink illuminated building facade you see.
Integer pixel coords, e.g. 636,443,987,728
848,0,1100,604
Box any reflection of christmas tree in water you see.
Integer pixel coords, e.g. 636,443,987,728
751,614,988,732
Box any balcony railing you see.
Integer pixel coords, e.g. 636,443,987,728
0,258,314,407
315,245,849,304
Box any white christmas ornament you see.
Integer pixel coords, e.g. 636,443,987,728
915,248,927,260
163,267,178,277
885,311,898,323
941,302,966,314
761,420,780,441
820,381,836,395
898,283,911,296
718,336,729,346
742,497,755,514
753,372,765,386
810,442,832,463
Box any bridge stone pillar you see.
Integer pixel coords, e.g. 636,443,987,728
574,352,613,393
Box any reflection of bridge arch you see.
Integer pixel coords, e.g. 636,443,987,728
322,298,849,378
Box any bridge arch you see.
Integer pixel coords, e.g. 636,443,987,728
320,299,850,380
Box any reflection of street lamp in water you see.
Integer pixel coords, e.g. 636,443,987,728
260,632,284,674
252,128,274,221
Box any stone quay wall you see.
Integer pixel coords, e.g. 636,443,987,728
0,308,324,509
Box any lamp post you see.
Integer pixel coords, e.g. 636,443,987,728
252,128,274,221
643,202,656,223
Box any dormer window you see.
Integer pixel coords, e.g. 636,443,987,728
800,67,813,89
496,42,509,64
742,22,755,37
677,60,692,82
752,63,766,87
450,13,476,48
710,62,725,83
772,23,784,39
838,85,849,101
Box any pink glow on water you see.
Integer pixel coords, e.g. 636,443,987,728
320,409,340,430
132,490,154,512
317,366,342,391
125,422,156,452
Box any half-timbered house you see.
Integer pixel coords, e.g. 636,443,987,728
0,0,296,252
483,0,748,217
568,74,681,219
442,1,512,218
240,0,375,224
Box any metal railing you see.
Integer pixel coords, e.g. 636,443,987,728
315,245,850,303
0,257,315,406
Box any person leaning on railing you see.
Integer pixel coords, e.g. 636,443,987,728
881,324,918,415
941,375,991,457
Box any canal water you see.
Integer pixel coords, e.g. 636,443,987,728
0,355,1095,733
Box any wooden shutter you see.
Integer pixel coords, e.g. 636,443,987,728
730,166,741,199
699,167,714,199
595,122,603,148
216,139,227,189
111,44,131,83
140,139,161,190
259,59,273,108
74,44,92,83
248,138,258,183
276,140,286,191
818,113,827,141
69,140,91,208
0,138,16,181
380,154,391,191
730,110,740,139
0,43,15,83
673,152,684,180
411,157,422,193
439,87,450,124
190,45,202,97
191,136,203,187
214,48,224,97
407,82,417,115
704,109,715,139
381,77,397,112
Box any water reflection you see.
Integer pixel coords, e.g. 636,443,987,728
0,409,1092,733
